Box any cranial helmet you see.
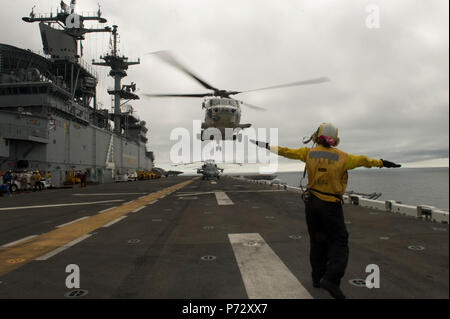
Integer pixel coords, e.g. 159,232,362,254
313,123,340,147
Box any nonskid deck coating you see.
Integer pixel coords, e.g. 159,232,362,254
0,176,447,299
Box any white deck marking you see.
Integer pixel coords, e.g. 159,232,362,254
228,233,312,299
176,190,284,197
1,235,38,248
0,200,125,212
72,193,146,196
35,234,92,261
178,197,198,200
132,206,146,213
148,200,158,205
215,192,234,206
102,216,127,228
211,181,217,184
56,217,88,228
176,192,214,196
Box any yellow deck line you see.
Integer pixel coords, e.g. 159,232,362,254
0,179,195,277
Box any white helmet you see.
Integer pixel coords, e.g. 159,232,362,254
313,123,340,146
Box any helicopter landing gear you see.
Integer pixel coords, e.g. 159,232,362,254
199,130,218,141
232,133,243,142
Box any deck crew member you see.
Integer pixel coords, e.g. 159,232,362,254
32,170,42,191
81,171,87,187
1,171,12,197
45,171,52,185
251,123,401,299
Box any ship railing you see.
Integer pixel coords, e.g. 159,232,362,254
26,49,49,59
33,12,56,19
77,11,102,18
34,11,101,19
79,58,98,79
24,50,98,80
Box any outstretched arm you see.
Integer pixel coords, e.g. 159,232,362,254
344,154,401,170
250,139,308,162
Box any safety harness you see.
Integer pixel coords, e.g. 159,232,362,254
299,167,343,203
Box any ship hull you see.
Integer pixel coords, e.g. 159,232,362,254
0,110,152,187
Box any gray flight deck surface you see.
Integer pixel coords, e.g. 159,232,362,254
0,176,448,299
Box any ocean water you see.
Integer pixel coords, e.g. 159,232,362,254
275,167,449,210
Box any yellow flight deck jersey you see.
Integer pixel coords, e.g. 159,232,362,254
271,144,383,203
33,173,41,182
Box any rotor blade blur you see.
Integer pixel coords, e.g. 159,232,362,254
149,51,219,91
143,93,213,98
240,77,330,93
241,102,267,111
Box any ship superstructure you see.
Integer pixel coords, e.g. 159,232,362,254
0,1,154,186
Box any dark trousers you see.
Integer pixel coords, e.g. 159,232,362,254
305,195,349,286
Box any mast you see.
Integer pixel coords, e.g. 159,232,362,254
22,1,112,110
92,25,140,134
22,1,111,40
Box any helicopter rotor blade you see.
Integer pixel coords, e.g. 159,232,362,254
149,51,219,92
237,77,330,94
241,102,267,111
143,93,213,98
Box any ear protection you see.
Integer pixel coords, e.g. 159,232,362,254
313,124,340,147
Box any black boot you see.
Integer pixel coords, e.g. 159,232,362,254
319,278,346,299
312,276,322,288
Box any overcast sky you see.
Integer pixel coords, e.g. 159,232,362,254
3,0,449,172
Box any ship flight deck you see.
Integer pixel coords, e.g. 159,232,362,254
0,176,448,299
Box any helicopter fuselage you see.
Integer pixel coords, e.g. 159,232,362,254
197,161,223,180
201,98,251,140
145,52,329,141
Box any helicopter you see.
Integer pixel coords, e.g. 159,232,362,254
197,160,224,180
144,51,330,141
173,159,239,180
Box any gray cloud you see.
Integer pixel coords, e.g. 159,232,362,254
4,0,448,168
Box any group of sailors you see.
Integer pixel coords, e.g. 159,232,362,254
0,170,51,197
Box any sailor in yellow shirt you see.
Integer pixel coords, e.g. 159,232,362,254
32,170,42,191
251,123,401,299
